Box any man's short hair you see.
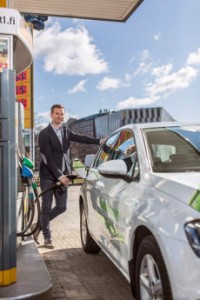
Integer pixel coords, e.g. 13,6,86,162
51,104,65,114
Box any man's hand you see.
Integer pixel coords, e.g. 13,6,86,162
99,136,109,145
59,175,71,186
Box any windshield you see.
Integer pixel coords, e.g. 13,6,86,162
144,125,200,172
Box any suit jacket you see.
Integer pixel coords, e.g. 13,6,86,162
38,124,100,180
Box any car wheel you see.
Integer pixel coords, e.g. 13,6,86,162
135,235,172,300
80,203,101,254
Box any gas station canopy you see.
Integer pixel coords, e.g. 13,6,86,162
7,0,143,22
0,8,33,73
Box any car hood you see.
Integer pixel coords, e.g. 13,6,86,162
151,172,200,212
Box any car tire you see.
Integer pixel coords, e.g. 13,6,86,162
80,203,101,254
135,235,172,300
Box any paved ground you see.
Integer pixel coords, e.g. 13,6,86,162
36,185,133,300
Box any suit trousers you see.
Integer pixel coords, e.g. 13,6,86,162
40,178,68,240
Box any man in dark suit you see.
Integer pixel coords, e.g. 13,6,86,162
34,104,105,248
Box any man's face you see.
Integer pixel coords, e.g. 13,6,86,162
51,108,65,125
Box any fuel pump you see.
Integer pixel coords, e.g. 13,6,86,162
0,8,33,286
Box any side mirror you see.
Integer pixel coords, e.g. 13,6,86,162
84,154,96,169
98,159,128,177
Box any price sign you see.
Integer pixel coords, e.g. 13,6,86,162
16,66,33,129
16,70,30,82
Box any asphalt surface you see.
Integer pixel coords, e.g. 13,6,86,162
37,185,133,300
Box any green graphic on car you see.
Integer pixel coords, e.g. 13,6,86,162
99,196,124,242
189,189,200,212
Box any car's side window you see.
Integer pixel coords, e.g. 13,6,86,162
111,130,137,176
93,132,120,168
145,127,200,172
94,130,139,177
112,131,135,159
151,144,176,162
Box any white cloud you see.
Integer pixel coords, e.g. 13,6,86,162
116,48,200,111
125,73,131,81
146,66,198,98
140,49,151,61
134,49,152,76
34,22,108,75
96,76,130,90
151,64,173,77
96,77,122,90
34,111,51,132
153,32,161,41
68,79,88,94
187,48,200,66
116,96,159,110
35,111,51,121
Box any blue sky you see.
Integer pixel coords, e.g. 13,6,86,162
33,0,200,128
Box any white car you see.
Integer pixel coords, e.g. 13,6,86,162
79,122,200,300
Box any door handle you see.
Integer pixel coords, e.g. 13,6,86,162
95,181,104,190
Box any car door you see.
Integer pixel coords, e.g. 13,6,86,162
97,130,139,267
87,129,139,271
85,132,121,244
